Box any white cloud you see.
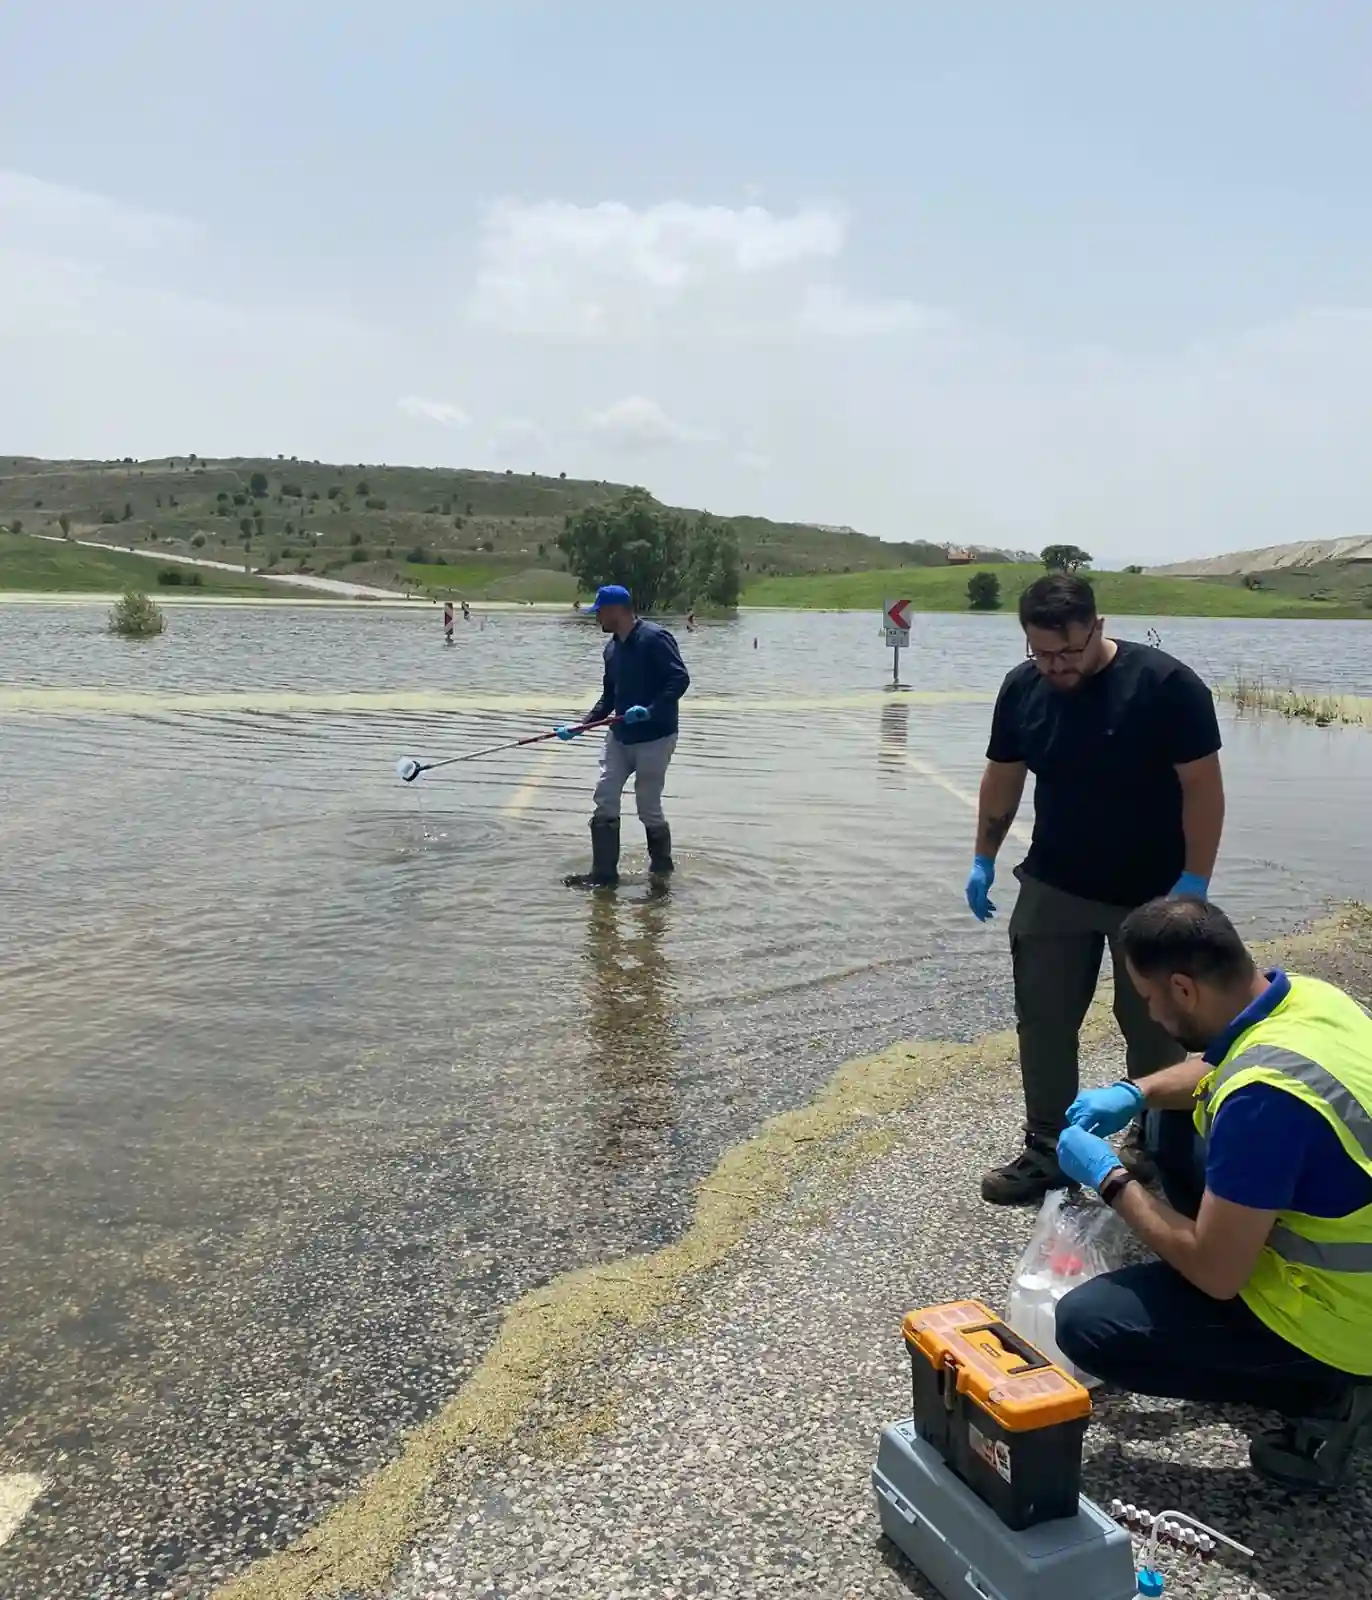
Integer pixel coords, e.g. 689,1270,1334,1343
0,169,198,255
398,395,470,428
585,396,711,451
797,283,947,337
469,199,846,339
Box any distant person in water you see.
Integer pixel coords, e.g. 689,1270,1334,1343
559,585,690,889
443,601,454,642
686,610,697,632
461,600,471,622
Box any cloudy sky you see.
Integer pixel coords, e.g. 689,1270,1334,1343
3,1,1369,561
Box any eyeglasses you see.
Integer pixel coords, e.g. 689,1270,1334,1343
1026,618,1101,666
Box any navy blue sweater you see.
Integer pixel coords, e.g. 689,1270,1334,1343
586,619,690,744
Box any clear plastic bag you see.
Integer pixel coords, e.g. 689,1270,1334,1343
1004,1188,1128,1387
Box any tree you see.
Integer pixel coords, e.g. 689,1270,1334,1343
249,471,269,497
122,502,134,520
682,512,742,607
356,479,370,496
1041,544,1092,573
558,489,689,614
239,518,253,537
9,518,22,535
967,570,1002,611
58,513,71,537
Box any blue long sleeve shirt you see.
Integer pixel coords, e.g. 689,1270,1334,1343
586,619,690,744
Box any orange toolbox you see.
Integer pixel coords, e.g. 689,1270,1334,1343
903,1299,1092,1531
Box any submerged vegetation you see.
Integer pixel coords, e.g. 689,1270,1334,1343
109,589,165,638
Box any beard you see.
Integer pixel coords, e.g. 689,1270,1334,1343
1171,1024,1212,1053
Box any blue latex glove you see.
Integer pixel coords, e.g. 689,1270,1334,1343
1064,1080,1145,1136
624,704,650,725
1057,1125,1127,1193
1170,871,1210,900
555,724,584,741
965,856,997,922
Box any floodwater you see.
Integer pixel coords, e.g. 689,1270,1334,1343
2,603,1372,1597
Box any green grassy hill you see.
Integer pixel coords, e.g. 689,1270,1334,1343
1208,562,1372,611
0,531,280,596
0,452,975,600
742,564,1372,618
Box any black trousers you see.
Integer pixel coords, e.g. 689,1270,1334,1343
1009,871,1187,1145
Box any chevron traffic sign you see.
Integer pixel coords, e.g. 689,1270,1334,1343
883,597,912,647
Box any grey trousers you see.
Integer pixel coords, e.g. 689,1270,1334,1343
592,734,677,827
1009,870,1186,1144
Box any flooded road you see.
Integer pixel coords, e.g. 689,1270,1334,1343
3,603,1372,1597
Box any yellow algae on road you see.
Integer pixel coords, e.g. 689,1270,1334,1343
0,688,991,717
212,907,1369,1600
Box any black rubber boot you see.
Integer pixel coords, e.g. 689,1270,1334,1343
645,823,674,876
564,817,620,889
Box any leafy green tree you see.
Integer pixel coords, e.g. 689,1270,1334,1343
249,471,269,497
683,513,742,607
122,502,134,520
967,571,1002,610
1041,544,1092,573
558,489,689,613
58,513,71,537
239,517,253,536
9,518,22,535
356,479,370,496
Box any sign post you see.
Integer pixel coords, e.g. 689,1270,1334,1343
882,597,912,686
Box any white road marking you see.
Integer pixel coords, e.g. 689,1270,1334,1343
0,1473,45,1548
901,751,1032,844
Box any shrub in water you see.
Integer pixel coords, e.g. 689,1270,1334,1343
110,590,165,638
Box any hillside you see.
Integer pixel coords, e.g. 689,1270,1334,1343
0,452,1019,600
1151,536,1372,577
742,564,1372,618
0,531,281,597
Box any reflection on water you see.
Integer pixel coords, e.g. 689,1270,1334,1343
2,601,1372,1594
878,698,911,784
582,891,680,1175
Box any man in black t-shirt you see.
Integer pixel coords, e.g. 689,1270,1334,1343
969,574,1225,1204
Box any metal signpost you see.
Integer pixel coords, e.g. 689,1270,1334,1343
883,597,912,686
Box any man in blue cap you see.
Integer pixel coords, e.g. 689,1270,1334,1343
560,584,690,888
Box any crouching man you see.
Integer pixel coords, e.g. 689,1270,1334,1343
1054,896,1372,1492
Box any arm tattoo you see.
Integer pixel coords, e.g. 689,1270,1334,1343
982,811,1014,852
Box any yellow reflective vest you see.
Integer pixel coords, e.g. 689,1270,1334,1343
1194,973,1372,1375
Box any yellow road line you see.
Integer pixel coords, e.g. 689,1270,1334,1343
500,744,560,816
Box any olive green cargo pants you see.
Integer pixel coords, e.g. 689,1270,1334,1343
1009,870,1187,1145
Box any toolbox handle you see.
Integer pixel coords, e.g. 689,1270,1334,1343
961,1319,1051,1373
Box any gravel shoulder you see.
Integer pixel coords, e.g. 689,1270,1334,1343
382,914,1372,1600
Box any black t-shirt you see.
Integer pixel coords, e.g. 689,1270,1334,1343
987,640,1222,908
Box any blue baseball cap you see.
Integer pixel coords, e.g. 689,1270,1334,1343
584,583,632,612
